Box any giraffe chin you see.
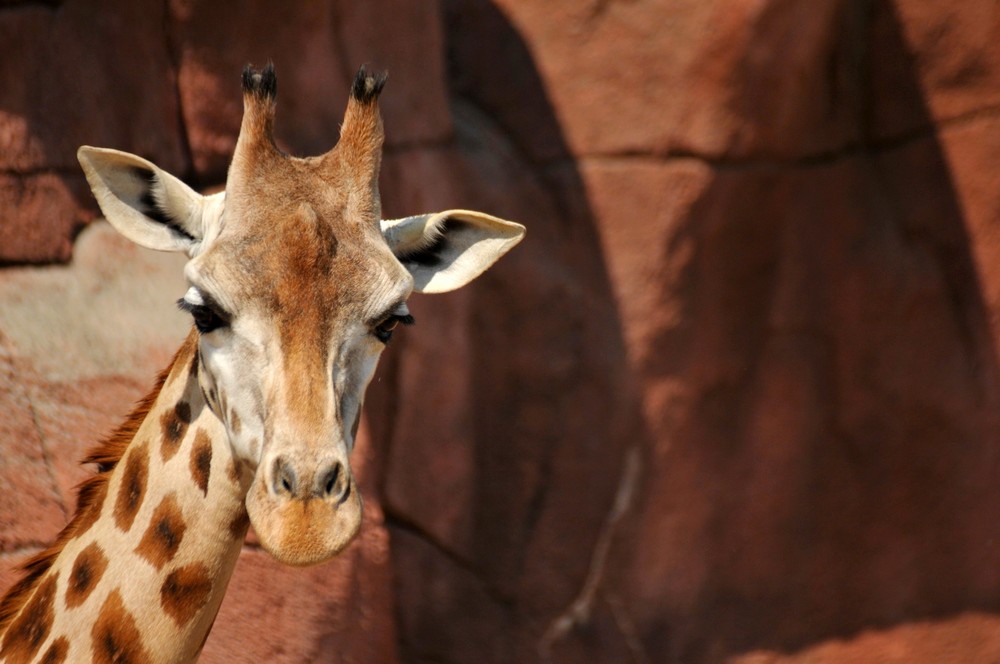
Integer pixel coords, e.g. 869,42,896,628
244,474,363,567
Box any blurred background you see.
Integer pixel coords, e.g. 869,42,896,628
2,1,1000,662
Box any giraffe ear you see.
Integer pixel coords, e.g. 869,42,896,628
381,210,525,293
77,146,208,254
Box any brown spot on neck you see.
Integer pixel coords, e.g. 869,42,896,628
113,440,150,532
73,478,109,538
91,590,151,664
135,494,187,570
229,504,251,540
160,401,192,462
226,459,253,493
65,543,109,609
159,563,213,627
0,573,57,663
189,429,213,496
40,636,68,664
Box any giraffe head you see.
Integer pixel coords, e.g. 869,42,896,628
76,64,524,565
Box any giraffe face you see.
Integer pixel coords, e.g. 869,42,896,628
177,66,402,565
183,233,411,465
179,199,412,564
77,65,525,567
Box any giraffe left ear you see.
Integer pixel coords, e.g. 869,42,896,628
77,146,209,254
381,210,525,293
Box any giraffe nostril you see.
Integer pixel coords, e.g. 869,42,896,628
322,464,340,496
271,457,297,497
316,462,351,504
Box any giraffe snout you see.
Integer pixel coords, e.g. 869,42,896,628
247,450,363,566
269,456,351,503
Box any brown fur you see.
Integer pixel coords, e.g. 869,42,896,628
0,573,58,663
91,590,151,664
65,543,109,609
189,429,213,496
113,440,150,532
0,333,197,638
159,563,213,627
228,506,251,540
39,636,68,664
134,494,186,570
159,401,192,462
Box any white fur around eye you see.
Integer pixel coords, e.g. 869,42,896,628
183,286,205,307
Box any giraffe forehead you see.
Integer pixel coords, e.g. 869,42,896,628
224,153,371,242
196,217,407,321
198,153,390,303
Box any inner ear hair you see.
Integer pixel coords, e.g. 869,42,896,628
396,218,468,268
130,167,194,241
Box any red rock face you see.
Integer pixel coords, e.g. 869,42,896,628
2,0,1000,663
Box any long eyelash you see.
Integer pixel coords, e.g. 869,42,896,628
398,314,415,326
177,296,229,320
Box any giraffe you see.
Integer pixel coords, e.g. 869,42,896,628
0,64,524,663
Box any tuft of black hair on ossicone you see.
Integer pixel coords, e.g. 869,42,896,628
241,62,277,100
351,65,387,104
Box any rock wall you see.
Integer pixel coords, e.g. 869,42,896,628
2,0,1000,662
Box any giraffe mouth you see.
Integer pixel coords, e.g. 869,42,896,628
244,460,363,566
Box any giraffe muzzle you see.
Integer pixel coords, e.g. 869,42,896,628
245,453,363,566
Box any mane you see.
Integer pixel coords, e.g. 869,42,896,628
0,335,195,635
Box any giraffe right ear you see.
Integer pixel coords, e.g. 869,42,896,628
77,146,208,254
381,210,525,293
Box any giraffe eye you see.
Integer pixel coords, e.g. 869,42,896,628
190,305,227,334
373,313,414,344
177,297,229,334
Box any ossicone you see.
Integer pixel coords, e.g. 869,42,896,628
351,65,387,104
232,62,281,168
242,62,277,100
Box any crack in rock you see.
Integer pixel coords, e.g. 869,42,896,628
25,387,68,522
538,445,642,662
605,590,652,664
0,334,67,523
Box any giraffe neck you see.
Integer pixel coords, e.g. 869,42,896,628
0,331,252,664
